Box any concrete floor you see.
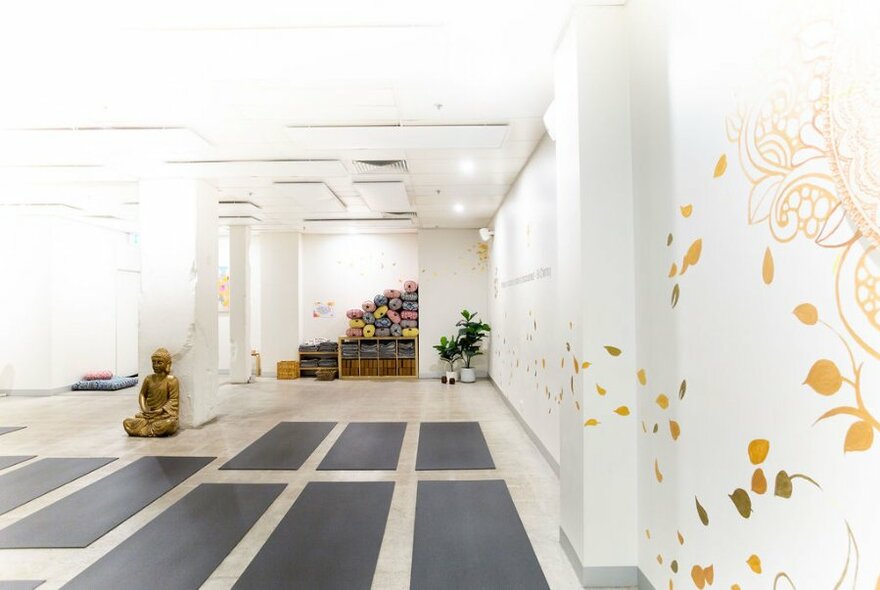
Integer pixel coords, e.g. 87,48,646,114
0,377,582,589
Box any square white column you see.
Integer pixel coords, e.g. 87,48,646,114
229,225,251,383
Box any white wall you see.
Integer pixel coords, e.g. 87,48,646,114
488,136,561,460
218,234,230,373
299,233,418,342
417,229,489,377
258,232,301,374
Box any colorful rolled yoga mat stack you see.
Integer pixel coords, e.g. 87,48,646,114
345,280,419,337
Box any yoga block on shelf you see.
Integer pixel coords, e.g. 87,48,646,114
277,361,300,380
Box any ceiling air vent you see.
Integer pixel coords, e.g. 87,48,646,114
351,160,408,174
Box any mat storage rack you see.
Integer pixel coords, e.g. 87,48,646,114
338,337,418,380
298,350,338,377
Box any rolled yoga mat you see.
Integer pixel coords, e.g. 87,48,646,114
390,324,402,337
375,328,391,337
349,319,366,328
401,310,418,320
404,280,418,293
415,422,495,470
402,328,419,337
363,312,376,325
318,422,407,471
232,482,394,590
0,456,35,472
363,324,376,337
346,328,363,337
374,305,388,319
401,320,417,329
0,427,25,438
61,483,286,590
373,294,388,307
383,289,401,299
0,456,214,548
388,297,403,310
346,309,364,320
361,301,376,313
374,317,391,329
401,292,418,301
386,309,401,324
0,457,116,517
402,301,419,311
410,480,549,590
221,422,336,471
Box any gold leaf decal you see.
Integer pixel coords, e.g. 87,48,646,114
614,406,631,416
762,247,774,285
732,585,741,590
657,554,664,565
692,565,706,589
575,401,581,411
642,421,648,433
669,263,678,277
679,379,687,400
653,423,659,433
574,356,580,374
584,418,600,427
672,284,680,308
542,358,546,369
704,565,714,585
596,384,607,396
804,359,843,395
646,529,651,539
751,468,767,495
561,357,565,369
714,154,728,178
681,204,693,218
730,488,752,518
655,459,663,482
748,439,770,464
844,421,874,452
667,233,674,246
774,470,793,498
695,497,709,526
677,530,684,545
680,239,703,274
582,361,591,370
637,369,647,386
670,420,681,440
656,394,670,409
746,554,762,574
604,345,622,357
671,560,679,573
793,303,818,326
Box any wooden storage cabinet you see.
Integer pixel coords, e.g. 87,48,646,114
298,351,338,377
338,337,418,380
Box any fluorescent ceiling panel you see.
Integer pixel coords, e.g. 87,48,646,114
285,124,509,150
0,166,134,184
302,217,416,233
165,159,347,178
354,181,412,213
273,181,346,213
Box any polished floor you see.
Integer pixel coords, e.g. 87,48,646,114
0,378,581,589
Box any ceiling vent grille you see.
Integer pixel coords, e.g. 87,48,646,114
351,159,408,174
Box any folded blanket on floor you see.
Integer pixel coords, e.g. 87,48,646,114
401,292,419,301
401,320,418,328
363,312,376,324
346,309,364,319
402,301,419,311
388,297,403,310
83,370,113,381
373,294,388,307
363,324,376,337
72,376,138,391
390,324,403,337
404,280,419,293
386,309,401,324
362,300,377,312
375,317,392,329
401,310,418,320
346,328,364,337
402,327,419,337
383,289,402,299
375,328,391,337
349,319,366,328
374,305,388,319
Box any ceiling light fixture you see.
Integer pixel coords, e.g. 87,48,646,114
459,159,475,175
454,203,465,214
479,227,494,241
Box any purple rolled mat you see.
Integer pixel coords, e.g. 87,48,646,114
383,289,402,299
386,310,401,324
346,309,364,320
362,301,377,313
404,280,419,294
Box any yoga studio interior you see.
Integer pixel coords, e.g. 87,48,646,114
0,1,878,589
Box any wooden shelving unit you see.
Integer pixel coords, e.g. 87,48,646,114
298,350,338,377
338,336,418,380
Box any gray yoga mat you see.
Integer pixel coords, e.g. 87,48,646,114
318,422,406,470
0,456,214,548
0,456,35,471
0,427,25,438
221,422,336,470
0,582,44,590
62,483,285,590
415,422,495,470
410,480,549,590
234,481,394,590
0,457,116,516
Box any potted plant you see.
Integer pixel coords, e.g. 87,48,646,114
433,335,462,384
456,309,491,383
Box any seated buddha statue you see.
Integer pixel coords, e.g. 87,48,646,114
123,348,180,437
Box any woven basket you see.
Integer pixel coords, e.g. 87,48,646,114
315,368,337,381
277,360,300,380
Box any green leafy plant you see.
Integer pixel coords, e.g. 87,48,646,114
456,309,491,369
433,335,462,372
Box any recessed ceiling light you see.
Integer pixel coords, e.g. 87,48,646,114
454,203,465,214
459,159,475,175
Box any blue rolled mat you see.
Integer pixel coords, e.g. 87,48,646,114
373,294,388,307
402,301,419,311
388,298,403,310
363,312,376,324
390,324,402,337
375,317,392,329
401,292,418,302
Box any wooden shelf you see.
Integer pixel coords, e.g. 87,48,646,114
338,336,418,380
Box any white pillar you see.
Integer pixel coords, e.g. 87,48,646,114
229,225,251,383
139,179,219,428
259,232,301,375
555,6,638,587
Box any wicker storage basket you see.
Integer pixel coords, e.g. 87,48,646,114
277,360,300,380
315,368,337,381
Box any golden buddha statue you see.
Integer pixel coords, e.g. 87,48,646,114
123,348,180,437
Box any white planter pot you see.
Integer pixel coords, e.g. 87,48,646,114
445,371,458,382
459,368,476,383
